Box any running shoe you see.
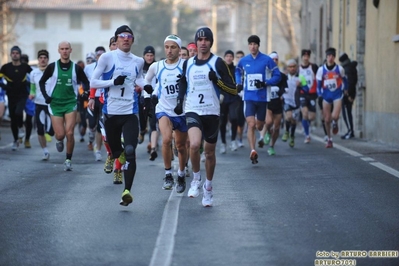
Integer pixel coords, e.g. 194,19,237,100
11,141,19,151
250,150,258,164
289,136,295,148
104,156,115,174
80,136,85,143
64,159,72,171
118,151,126,165
268,147,275,156
147,143,151,154
175,174,186,194
202,184,213,207
18,127,25,139
42,152,50,161
24,140,31,148
162,173,174,190
220,143,226,154
304,136,311,144
326,140,333,148
237,140,244,148
281,131,289,142
87,142,93,151
258,138,264,148
45,133,52,142
56,140,64,152
230,140,238,151
332,121,339,135
149,149,158,161
119,189,133,206
95,150,102,161
200,152,206,162
188,179,201,198
263,133,271,145
113,169,123,184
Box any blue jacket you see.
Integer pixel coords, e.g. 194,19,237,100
235,52,281,102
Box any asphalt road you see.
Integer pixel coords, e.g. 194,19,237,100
0,124,399,266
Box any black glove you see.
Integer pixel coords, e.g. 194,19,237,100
80,90,89,101
236,84,243,93
114,75,127,86
143,84,153,94
208,68,218,83
45,96,52,104
174,98,183,115
254,79,266,89
176,74,183,83
143,97,153,118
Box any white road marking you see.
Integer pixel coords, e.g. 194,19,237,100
149,190,182,266
312,135,399,179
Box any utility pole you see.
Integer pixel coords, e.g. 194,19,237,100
211,0,218,53
171,0,181,35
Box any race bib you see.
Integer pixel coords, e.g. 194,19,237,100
324,78,337,91
247,73,262,91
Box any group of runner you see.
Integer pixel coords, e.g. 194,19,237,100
0,24,349,207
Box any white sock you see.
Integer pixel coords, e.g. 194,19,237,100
178,169,185,177
205,179,212,190
165,168,172,175
193,171,201,181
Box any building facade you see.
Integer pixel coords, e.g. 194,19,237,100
301,0,399,146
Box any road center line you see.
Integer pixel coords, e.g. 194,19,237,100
149,190,182,266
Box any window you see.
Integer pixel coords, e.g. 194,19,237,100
34,12,46,29
34,42,47,54
70,12,82,29
70,42,83,62
101,13,111,30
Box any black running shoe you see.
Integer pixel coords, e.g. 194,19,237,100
162,173,174,190
149,149,158,161
175,175,186,193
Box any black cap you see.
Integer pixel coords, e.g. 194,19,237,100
301,49,311,57
143,45,155,56
248,35,260,45
21,54,29,64
195,27,214,47
109,36,116,46
95,46,106,53
325,47,336,57
224,50,234,57
114,25,134,40
339,53,349,63
37,49,49,58
10,45,21,54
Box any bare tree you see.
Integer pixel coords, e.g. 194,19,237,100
1,0,26,64
274,0,299,58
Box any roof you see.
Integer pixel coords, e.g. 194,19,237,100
9,0,211,11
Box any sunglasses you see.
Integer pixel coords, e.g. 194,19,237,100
118,33,133,39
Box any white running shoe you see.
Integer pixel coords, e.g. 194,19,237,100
220,143,226,154
64,159,72,171
18,128,25,139
230,140,238,151
188,179,201,198
95,150,102,161
56,140,64,152
185,166,190,177
42,152,50,161
11,141,19,151
200,152,206,162
237,140,244,148
202,184,213,207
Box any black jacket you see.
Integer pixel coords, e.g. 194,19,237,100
341,59,358,99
